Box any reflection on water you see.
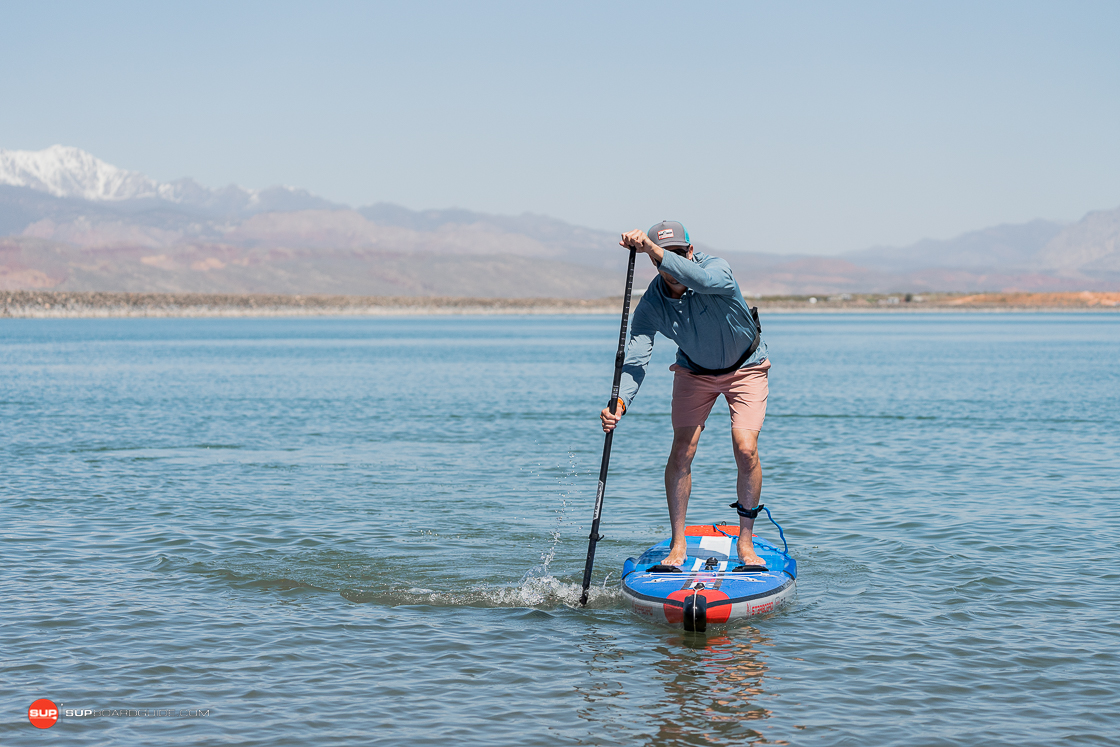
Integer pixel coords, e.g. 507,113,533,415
646,629,777,747
575,625,779,746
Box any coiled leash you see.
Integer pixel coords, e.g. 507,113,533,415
729,502,789,556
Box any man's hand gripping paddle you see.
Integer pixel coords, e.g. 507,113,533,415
579,246,638,607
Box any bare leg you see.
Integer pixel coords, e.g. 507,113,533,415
663,426,704,566
731,428,765,566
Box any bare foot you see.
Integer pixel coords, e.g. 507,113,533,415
737,536,765,566
662,542,688,567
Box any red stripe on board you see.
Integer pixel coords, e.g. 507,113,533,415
685,524,755,537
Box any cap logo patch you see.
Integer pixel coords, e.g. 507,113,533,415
657,229,675,240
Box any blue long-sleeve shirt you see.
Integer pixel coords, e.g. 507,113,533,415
618,249,768,409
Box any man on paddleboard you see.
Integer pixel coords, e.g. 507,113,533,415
600,221,769,569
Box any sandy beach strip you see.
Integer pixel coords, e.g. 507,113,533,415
2,290,1118,318
0,291,620,318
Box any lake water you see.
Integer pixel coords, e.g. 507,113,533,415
2,313,1118,746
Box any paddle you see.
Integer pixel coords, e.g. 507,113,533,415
579,246,638,607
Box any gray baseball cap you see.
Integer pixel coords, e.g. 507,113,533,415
648,220,691,249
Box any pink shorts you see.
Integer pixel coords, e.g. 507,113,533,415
670,359,771,431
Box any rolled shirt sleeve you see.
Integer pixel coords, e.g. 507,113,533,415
657,251,736,296
617,299,657,409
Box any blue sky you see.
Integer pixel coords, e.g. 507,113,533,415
3,1,1118,254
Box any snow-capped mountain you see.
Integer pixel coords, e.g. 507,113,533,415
0,145,337,214
0,145,169,201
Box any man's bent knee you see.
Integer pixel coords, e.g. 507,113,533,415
732,430,760,467
666,426,703,474
734,443,758,461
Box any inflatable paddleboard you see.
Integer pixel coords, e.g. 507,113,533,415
621,524,796,631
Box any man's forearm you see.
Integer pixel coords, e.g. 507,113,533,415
658,251,735,295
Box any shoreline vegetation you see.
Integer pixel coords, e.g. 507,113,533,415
2,290,1119,318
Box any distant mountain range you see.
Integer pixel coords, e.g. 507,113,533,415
2,145,1118,296
0,145,338,214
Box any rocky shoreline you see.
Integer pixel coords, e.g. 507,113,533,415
2,290,1118,318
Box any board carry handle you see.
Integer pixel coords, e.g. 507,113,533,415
579,246,637,607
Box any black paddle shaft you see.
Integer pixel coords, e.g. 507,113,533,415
580,247,637,607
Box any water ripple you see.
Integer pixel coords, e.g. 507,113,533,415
2,314,1118,746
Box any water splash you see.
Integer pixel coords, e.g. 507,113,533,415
521,450,579,581
339,452,625,610
339,575,621,609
